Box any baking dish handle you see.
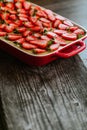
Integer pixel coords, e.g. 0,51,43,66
55,40,86,58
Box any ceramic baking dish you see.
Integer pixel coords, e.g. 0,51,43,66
0,2,87,66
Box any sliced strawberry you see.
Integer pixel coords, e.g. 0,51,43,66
17,9,26,14
16,38,25,44
6,2,14,9
5,19,12,24
30,40,48,49
30,16,38,24
63,20,73,27
24,22,34,28
8,10,16,14
1,12,9,20
18,13,28,18
0,31,6,36
23,30,32,37
0,24,6,30
31,26,41,32
17,27,26,33
5,25,14,33
34,33,41,38
22,42,36,50
54,29,67,36
15,2,22,9
40,18,50,23
53,19,62,28
70,26,78,32
42,22,51,28
54,37,66,46
55,15,65,21
15,20,23,26
46,32,57,38
23,1,31,10
58,24,69,30
41,35,50,41
49,43,60,51
36,10,47,18
62,33,77,40
8,34,22,41
33,48,46,54
26,36,36,41
74,29,85,35
10,14,17,20
19,17,28,21
44,9,55,21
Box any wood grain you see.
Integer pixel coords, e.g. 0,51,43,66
0,0,87,130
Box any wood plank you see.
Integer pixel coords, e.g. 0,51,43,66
0,55,87,130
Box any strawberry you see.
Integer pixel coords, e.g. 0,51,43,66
62,33,77,41
54,29,67,36
70,26,78,32
58,24,69,30
19,17,28,21
40,18,50,23
30,40,48,49
15,20,23,26
1,12,9,20
0,31,6,36
23,30,32,37
46,32,57,38
5,25,14,33
15,2,22,9
26,36,36,41
74,29,85,35
0,24,6,30
6,2,14,9
23,1,31,10
10,14,17,20
49,43,60,51
17,27,26,33
17,9,26,14
33,48,46,54
44,9,55,21
53,19,62,28
55,15,65,21
22,42,36,49
63,20,73,27
18,13,28,18
41,35,50,41
31,26,41,32
16,38,25,44
7,34,22,41
24,22,34,28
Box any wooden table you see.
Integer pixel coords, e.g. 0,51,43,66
0,0,87,130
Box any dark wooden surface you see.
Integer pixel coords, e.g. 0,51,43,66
0,0,87,130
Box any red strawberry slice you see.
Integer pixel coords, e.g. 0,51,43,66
41,35,50,41
30,40,48,49
59,24,69,30
53,19,62,28
23,1,31,10
0,31,6,36
24,22,34,28
26,36,36,41
17,27,26,33
54,36,66,46
5,25,14,33
31,26,41,32
33,48,46,54
70,26,78,32
17,9,26,14
54,29,67,36
15,2,22,9
19,17,28,21
15,20,23,27
49,43,60,51
8,10,16,14
0,24,6,29
22,42,36,50
1,13,9,20
16,38,25,44
44,9,55,21
42,22,51,28
10,14,17,20
6,2,14,9
23,30,32,37
46,32,57,38
55,15,65,21
40,18,50,23
8,34,22,41
34,33,42,38
63,20,73,27
74,29,85,35
62,33,77,40
18,13,28,18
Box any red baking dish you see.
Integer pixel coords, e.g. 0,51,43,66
0,1,87,66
